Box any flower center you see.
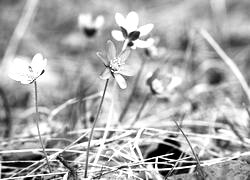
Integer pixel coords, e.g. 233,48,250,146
109,58,121,72
83,27,97,37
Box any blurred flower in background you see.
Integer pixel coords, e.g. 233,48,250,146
111,11,154,49
97,40,136,89
78,13,104,38
8,53,47,84
144,37,167,59
146,68,182,96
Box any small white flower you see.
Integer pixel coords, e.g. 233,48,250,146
78,13,104,37
146,69,182,95
144,37,166,58
111,11,154,49
97,40,136,89
8,53,47,84
151,79,164,94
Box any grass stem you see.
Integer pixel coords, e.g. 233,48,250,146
130,93,151,127
200,29,250,104
34,81,52,173
172,115,205,178
84,79,109,178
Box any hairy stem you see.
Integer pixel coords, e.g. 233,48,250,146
84,79,109,178
34,81,52,173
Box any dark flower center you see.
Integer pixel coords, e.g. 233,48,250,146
127,41,134,47
83,27,97,37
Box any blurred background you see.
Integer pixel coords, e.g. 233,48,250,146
1,0,250,135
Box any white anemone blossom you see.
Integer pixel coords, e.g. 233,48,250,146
111,11,154,49
97,40,136,89
8,53,47,84
78,13,104,37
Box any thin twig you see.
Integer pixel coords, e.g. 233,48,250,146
48,92,101,123
200,28,250,104
84,79,109,178
34,81,52,173
164,152,185,179
172,115,205,178
57,154,77,180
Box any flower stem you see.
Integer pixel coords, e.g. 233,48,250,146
121,39,129,53
84,79,109,178
34,81,52,173
130,93,151,127
119,58,147,123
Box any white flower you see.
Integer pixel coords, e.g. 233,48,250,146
151,79,164,94
78,13,104,37
8,53,47,84
146,69,182,95
97,40,136,89
144,37,166,58
111,11,154,49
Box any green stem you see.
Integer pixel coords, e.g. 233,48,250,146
119,58,147,123
84,79,109,178
34,81,52,173
130,93,150,127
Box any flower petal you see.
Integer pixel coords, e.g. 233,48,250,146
31,53,47,76
115,13,125,27
167,76,182,91
96,52,108,66
100,68,112,79
119,64,136,76
125,11,139,33
130,45,137,49
111,30,125,41
20,77,34,84
94,15,104,28
107,40,116,60
119,49,131,63
9,72,29,83
152,79,164,94
114,73,127,89
137,24,154,36
78,13,91,27
133,39,154,48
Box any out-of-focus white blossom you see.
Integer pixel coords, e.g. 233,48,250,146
8,53,47,84
112,11,154,49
